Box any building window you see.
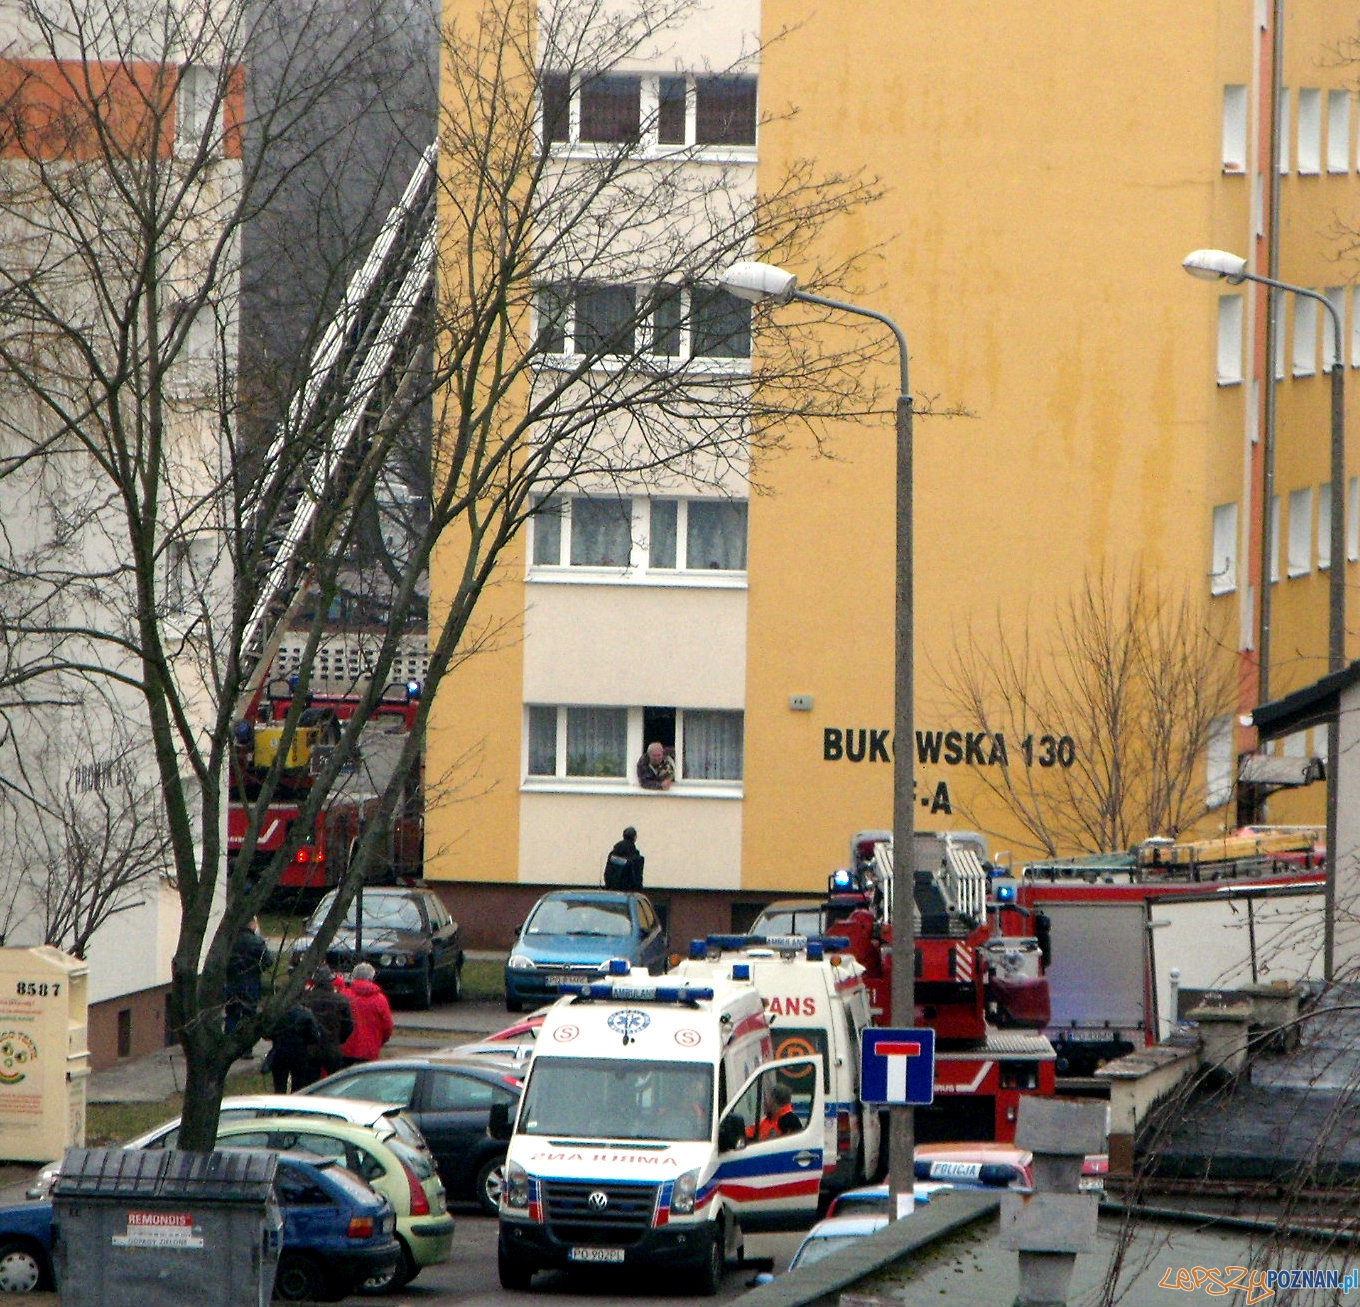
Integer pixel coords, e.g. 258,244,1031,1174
1222,84,1248,171
1319,482,1333,570
1352,288,1360,368
1211,502,1238,595
1349,477,1359,562
541,71,756,150
525,705,743,785
686,500,747,570
1217,294,1243,385
1325,288,1345,372
176,65,220,159
570,496,632,566
1328,89,1351,173
1293,295,1317,376
1269,495,1280,583
1278,87,1291,173
534,283,750,362
694,77,757,145
1273,288,1287,380
1206,717,1233,810
1287,487,1312,577
1297,88,1322,174
579,74,641,143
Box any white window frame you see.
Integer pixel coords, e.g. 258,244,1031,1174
647,498,748,573
1292,294,1317,377
1217,294,1244,385
1211,502,1238,595
1273,288,1287,380
1319,481,1333,570
1278,87,1291,173
1287,487,1312,577
1297,88,1322,173
1328,89,1351,173
1324,288,1345,372
1206,716,1234,810
1222,85,1248,171
1269,495,1280,582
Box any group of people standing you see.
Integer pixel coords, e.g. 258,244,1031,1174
224,919,394,1094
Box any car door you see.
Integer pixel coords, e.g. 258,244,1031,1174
414,1067,517,1194
635,896,666,973
274,1159,343,1252
714,1056,825,1233
423,895,460,984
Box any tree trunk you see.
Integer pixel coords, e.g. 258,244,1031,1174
176,1026,236,1151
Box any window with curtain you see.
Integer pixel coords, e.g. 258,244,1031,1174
657,76,687,144
691,287,751,358
570,497,632,566
682,711,743,780
686,501,747,570
576,285,637,356
531,497,564,565
566,707,627,777
694,77,757,145
541,73,571,143
649,500,678,568
579,74,641,143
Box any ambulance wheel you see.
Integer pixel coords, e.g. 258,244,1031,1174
498,1237,534,1291
691,1223,724,1296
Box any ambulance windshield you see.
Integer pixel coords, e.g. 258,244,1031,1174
520,1057,714,1142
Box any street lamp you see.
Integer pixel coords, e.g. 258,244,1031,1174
1182,248,1346,979
719,260,917,1216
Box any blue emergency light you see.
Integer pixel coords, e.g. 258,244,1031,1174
731,962,752,981
806,941,824,961
990,879,1020,904
831,868,854,890
606,957,631,975
689,940,707,960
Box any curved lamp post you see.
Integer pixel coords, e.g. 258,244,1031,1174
1183,248,1345,979
719,260,917,1215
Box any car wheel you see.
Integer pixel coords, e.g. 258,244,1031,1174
690,1223,723,1296
274,1251,328,1301
359,1238,414,1294
414,960,433,1010
498,1236,534,1291
0,1240,45,1293
448,957,463,1003
475,1152,506,1216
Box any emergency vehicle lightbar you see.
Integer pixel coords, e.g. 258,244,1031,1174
695,933,853,958
556,982,716,1005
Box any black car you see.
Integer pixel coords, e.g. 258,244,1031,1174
290,887,464,1009
300,1056,524,1215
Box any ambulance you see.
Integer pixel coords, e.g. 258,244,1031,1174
675,934,881,1194
494,963,825,1295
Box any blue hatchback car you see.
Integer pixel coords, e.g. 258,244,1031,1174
504,890,669,1011
0,1153,399,1300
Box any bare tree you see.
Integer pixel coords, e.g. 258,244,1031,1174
0,0,893,1147
934,568,1238,857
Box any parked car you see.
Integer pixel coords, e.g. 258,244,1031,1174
300,1055,525,1215
28,1094,435,1201
786,1214,889,1271
748,899,833,940
504,890,669,1011
289,886,464,1009
443,1010,546,1063
0,1153,399,1301
142,1117,451,1292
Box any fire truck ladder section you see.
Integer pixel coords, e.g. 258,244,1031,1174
238,142,439,701
872,836,990,936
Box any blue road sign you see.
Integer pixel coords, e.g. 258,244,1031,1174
860,1027,936,1106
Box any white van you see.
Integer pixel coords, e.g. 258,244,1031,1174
495,966,825,1295
676,934,881,1194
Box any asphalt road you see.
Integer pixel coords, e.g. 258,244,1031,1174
363,1213,802,1305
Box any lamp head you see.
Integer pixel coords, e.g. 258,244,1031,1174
718,260,799,305
1182,249,1248,284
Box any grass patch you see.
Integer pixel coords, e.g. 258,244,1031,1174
86,1064,273,1147
462,956,504,1001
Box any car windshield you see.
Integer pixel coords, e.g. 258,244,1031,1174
792,1232,867,1269
526,900,632,938
753,906,826,937
311,893,423,933
520,1057,713,1142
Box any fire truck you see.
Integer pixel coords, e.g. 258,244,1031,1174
228,678,424,906
1001,827,1326,1078
816,831,1057,1145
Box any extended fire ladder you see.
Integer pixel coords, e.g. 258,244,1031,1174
237,142,438,706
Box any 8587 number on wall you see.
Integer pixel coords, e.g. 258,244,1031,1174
15,982,60,997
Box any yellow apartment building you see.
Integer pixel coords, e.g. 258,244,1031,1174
425,0,1360,946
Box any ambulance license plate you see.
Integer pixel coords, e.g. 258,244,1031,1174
569,1247,625,1264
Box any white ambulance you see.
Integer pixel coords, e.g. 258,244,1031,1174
495,964,825,1295
675,933,882,1194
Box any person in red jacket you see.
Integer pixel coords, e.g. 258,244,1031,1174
339,962,394,1065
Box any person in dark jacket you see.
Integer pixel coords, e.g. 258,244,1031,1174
604,826,645,891
303,965,354,1079
266,1002,322,1093
224,918,271,1035
339,963,394,1065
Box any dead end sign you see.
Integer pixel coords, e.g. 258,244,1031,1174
860,1028,936,1106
